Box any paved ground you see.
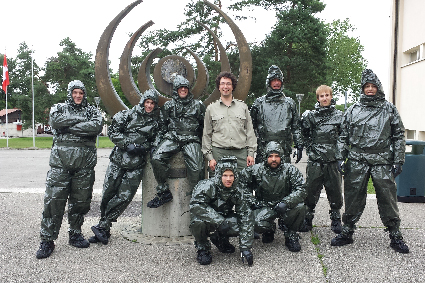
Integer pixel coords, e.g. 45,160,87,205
0,148,424,282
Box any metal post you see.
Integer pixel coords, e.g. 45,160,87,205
296,93,304,116
31,50,35,147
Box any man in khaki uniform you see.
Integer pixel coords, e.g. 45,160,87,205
202,71,257,173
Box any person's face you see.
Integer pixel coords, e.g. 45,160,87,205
178,86,188,99
270,78,282,90
219,77,233,97
72,88,84,104
363,83,378,96
144,99,155,113
221,169,235,188
318,91,332,107
267,153,281,169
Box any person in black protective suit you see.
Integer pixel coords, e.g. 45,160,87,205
90,89,160,245
190,156,254,266
299,85,343,234
331,69,409,253
149,75,206,208
36,80,103,259
250,65,303,164
240,141,307,252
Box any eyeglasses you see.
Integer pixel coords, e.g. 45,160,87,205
220,82,232,86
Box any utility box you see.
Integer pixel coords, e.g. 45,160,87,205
396,140,425,202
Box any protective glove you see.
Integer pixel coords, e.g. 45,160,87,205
392,163,403,178
56,127,70,134
274,202,288,215
217,220,231,235
337,160,345,175
241,250,253,266
295,146,303,163
150,147,157,159
250,203,262,210
126,143,145,155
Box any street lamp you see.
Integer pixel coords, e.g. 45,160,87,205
296,93,304,116
94,97,101,147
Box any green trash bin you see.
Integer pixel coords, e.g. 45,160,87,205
396,140,425,202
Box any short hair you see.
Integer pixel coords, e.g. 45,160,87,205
215,71,237,90
315,85,333,100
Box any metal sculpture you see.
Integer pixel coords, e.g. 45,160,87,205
95,0,252,116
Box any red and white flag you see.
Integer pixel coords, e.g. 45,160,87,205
2,54,9,92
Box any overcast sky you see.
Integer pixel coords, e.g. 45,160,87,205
2,0,392,97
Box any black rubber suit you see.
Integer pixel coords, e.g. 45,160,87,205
151,76,206,199
301,100,343,229
39,80,103,241
335,69,407,245
239,141,306,249
250,65,302,163
190,156,254,264
96,90,160,234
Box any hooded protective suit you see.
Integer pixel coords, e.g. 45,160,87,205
190,156,254,252
96,89,160,232
336,69,406,238
151,75,206,195
250,65,302,163
239,141,306,240
301,100,343,224
40,80,103,241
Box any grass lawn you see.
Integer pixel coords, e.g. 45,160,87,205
0,136,114,149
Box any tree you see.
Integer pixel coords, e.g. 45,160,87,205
246,0,328,112
325,19,367,101
42,37,97,105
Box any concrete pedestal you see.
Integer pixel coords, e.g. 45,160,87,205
141,152,192,237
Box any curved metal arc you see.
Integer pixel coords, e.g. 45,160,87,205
138,47,162,93
203,0,252,102
185,47,208,100
119,20,154,107
95,0,143,116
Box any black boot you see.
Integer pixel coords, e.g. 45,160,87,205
210,231,235,253
36,240,55,259
90,225,110,244
331,219,342,234
331,229,354,246
147,189,173,208
69,233,90,248
285,232,301,252
389,232,409,253
262,231,275,243
196,250,212,265
299,218,313,232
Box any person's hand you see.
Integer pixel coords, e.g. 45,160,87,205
295,146,303,163
392,163,403,178
247,156,255,167
217,220,231,235
126,144,145,155
209,159,217,171
241,250,253,266
274,202,288,215
337,160,345,175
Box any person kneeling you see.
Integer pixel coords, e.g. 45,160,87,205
189,156,254,266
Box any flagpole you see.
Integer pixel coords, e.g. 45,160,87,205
31,50,35,147
5,86,8,148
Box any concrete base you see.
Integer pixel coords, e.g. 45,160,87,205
141,152,192,237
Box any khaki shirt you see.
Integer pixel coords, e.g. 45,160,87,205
202,97,257,161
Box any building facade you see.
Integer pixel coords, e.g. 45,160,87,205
390,0,425,141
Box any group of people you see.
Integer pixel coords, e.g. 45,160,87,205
35,66,410,267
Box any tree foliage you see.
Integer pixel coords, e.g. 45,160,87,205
42,37,97,105
325,19,367,101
